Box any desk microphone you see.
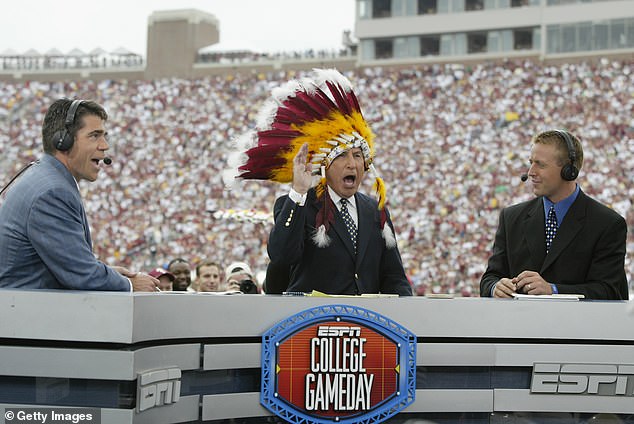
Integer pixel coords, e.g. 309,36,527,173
103,157,112,165
520,173,528,182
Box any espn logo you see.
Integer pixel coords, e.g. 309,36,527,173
531,363,634,396
317,326,362,337
137,368,181,411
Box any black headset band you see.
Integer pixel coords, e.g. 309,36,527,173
555,129,576,165
65,99,84,128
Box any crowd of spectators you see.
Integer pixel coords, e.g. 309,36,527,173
0,58,632,296
197,47,353,65
0,51,144,71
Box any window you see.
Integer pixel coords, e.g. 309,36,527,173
546,25,561,53
466,0,485,10
488,31,501,52
578,22,592,51
375,39,394,59
514,28,533,50
358,0,372,19
373,0,392,18
468,32,487,53
420,35,440,55
360,39,375,60
593,21,609,50
561,24,576,52
627,18,634,48
610,19,626,49
418,0,437,14
485,0,511,8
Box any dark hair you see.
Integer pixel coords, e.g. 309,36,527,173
42,98,108,154
167,257,189,270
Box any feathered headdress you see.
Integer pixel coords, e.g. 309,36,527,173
226,68,395,249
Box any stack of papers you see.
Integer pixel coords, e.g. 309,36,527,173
512,293,585,301
282,290,399,298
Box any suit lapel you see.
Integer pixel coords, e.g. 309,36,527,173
523,199,546,266
80,203,93,249
355,193,374,265
541,192,586,272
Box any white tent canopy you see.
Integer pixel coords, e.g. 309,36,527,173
44,48,64,56
67,48,86,56
23,49,41,57
111,46,138,56
198,41,258,54
89,47,107,56
1,48,20,56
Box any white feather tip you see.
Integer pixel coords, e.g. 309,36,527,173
382,225,397,249
312,225,331,248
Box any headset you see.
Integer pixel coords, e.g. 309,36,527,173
554,129,579,181
53,99,84,151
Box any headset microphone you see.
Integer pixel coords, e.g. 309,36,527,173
103,157,112,165
520,173,528,182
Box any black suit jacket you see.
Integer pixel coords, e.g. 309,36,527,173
267,189,412,296
480,190,628,300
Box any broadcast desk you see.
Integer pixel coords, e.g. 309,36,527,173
0,290,633,423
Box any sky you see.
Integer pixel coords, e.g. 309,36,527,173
0,0,356,56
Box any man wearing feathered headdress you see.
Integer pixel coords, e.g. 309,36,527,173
229,69,412,296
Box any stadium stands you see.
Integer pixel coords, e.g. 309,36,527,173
1,59,632,296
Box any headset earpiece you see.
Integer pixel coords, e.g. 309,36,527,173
55,99,84,151
555,129,579,181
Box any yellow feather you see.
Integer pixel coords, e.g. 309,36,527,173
372,177,386,210
269,110,375,184
316,178,327,199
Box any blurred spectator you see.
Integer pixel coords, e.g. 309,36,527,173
167,258,193,292
196,260,223,292
149,267,175,292
225,261,259,293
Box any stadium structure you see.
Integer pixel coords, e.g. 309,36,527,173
356,0,634,64
1,0,633,82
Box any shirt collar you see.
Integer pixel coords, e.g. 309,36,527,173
543,184,580,226
327,186,357,211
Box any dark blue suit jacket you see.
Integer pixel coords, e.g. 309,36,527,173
0,154,130,291
480,190,628,300
267,188,412,295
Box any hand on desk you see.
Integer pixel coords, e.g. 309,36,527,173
514,271,553,295
494,271,553,298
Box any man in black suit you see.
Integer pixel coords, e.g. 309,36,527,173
480,130,628,300
228,68,411,296
267,143,412,295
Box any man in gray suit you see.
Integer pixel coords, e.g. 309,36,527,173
0,98,157,292
480,129,628,300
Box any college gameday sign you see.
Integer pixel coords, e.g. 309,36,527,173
261,304,416,424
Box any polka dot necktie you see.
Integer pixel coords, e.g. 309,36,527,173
545,205,558,253
340,198,357,253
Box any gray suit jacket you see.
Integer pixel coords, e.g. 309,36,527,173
267,188,412,296
0,154,130,291
480,190,628,300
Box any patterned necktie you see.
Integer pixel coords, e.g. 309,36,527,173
340,198,357,253
545,205,557,253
